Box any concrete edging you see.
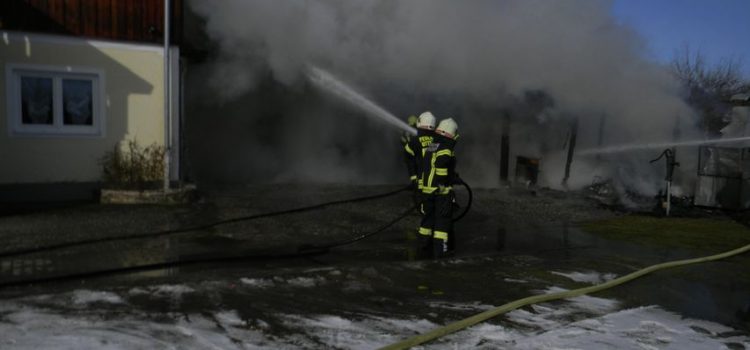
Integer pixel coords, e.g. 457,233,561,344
100,186,196,204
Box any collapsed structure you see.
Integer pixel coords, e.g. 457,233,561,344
695,94,750,209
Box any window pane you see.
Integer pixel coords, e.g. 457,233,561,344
21,77,53,125
63,79,93,126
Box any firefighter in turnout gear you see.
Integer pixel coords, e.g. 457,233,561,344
419,118,459,259
402,115,419,187
404,112,436,189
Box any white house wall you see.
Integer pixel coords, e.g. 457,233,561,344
0,31,173,184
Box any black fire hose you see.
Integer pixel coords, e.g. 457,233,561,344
0,181,473,288
453,178,473,222
0,185,412,259
0,187,418,288
300,178,473,254
299,177,475,253
297,203,419,254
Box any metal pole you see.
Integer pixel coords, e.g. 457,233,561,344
163,0,172,191
562,118,579,188
666,180,672,216
499,113,510,184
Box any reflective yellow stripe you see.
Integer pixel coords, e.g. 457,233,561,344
404,143,415,156
419,227,433,236
439,186,452,195
409,175,417,181
436,149,453,158
424,186,451,195
434,231,448,241
426,153,437,190
422,186,452,194
425,148,454,191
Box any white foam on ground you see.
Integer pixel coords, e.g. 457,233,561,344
506,307,563,330
127,287,149,296
151,284,195,296
286,276,325,288
239,277,275,288
428,301,495,312
301,267,337,274
0,289,747,349
551,270,618,284
0,305,277,350
542,286,621,314
503,278,529,283
213,310,245,327
280,306,750,349
283,314,377,349
71,290,125,305
127,284,195,297
505,306,750,350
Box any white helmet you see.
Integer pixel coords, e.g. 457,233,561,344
436,118,458,139
417,111,436,130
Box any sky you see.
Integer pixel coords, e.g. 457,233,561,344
612,0,750,78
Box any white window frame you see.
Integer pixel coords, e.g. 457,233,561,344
5,63,106,137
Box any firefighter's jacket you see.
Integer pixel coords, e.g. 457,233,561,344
420,134,456,195
404,129,434,184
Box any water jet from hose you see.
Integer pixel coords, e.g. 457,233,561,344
579,136,750,155
306,65,416,136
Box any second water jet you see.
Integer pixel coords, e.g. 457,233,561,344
579,136,750,156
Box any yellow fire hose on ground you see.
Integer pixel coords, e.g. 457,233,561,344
379,242,750,350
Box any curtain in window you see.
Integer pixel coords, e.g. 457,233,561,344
63,79,93,126
21,77,53,125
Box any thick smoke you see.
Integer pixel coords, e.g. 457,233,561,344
187,0,698,193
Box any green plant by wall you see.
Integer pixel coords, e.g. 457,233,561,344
100,140,165,190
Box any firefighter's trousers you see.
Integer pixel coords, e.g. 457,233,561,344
418,193,453,259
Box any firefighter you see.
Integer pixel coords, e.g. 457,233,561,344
404,112,436,189
418,118,459,259
402,115,419,187
405,112,436,259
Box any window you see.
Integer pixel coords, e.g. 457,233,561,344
6,64,104,137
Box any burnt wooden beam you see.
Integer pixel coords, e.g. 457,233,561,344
562,117,578,188
500,113,511,184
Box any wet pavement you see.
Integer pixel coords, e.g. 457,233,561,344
0,184,749,348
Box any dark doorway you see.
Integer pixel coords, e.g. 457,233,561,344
515,156,540,186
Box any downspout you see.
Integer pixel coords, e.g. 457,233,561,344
163,0,172,191
499,112,510,184
562,117,578,188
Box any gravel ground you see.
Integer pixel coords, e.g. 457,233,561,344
0,184,748,349
0,184,618,255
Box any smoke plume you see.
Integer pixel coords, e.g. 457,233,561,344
187,0,698,194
